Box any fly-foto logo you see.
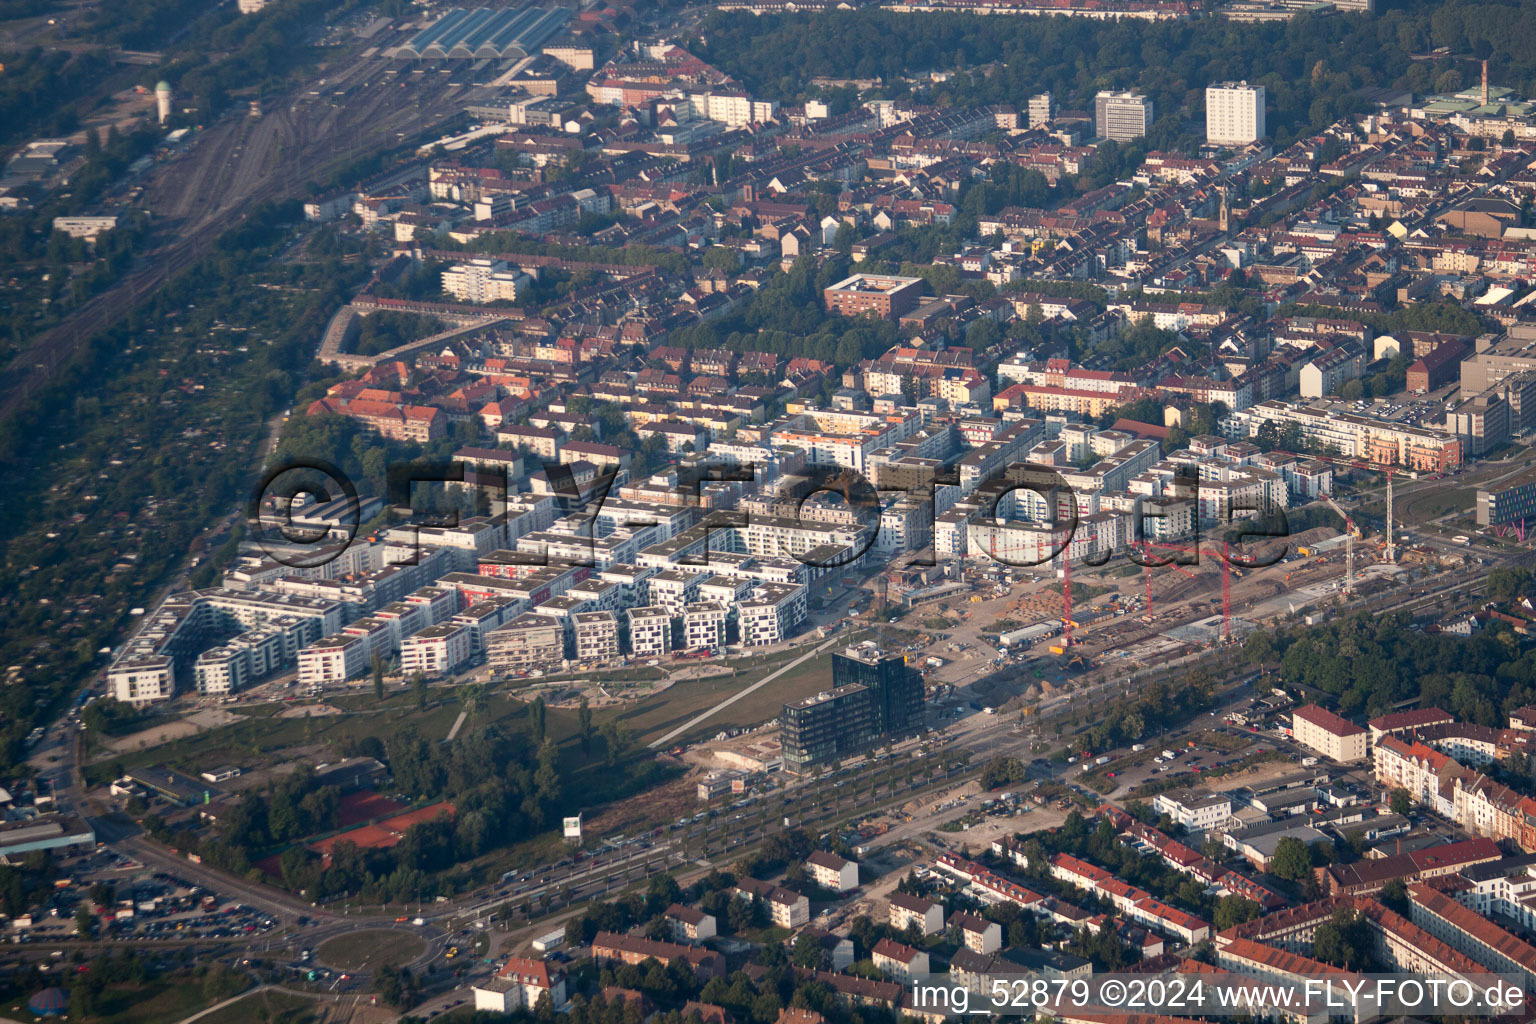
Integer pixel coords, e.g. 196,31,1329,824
247,456,1293,570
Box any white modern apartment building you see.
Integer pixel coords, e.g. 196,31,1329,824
686,91,779,128
109,589,341,703
400,623,473,677
1153,789,1233,831
627,606,672,658
683,602,727,651
1028,92,1054,129
485,613,565,673
649,570,705,618
1206,82,1266,145
740,584,806,646
193,647,250,695
193,626,288,695
298,634,370,686
441,259,533,303
573,611,620,662
1225,400,1464,473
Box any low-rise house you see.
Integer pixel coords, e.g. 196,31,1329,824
950,911,1002,954
734,878,810,929
473,956,566,1013
871,937,929,981
1153,789,1233,831
591,932,726,980
806,850,859,892
665,904,718,943
887,891,943,936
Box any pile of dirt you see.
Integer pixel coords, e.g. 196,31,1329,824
583,771,698,836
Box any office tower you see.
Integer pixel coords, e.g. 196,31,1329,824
1206,81,1266,145
1028,92,1054,129
1095,91,1153,142
832,644,924,737
779,644,924,772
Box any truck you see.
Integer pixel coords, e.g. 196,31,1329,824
1131,744,1145,753
1095,756,1110,766
1162,750,1177,760
1301,756,1318,767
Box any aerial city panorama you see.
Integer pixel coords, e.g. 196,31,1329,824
8,0,1536,1019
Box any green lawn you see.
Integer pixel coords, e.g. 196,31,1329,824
196,989,322,1024
614,648,838,747
316,927,426,970
87,974,249,1024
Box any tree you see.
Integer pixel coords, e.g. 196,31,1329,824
412,672,428,711
534,741,561,805
578,697,594,755
1269,836,1313,881
1489,567,1532,602
457,682,486,718
372,654,385,702
1379,877,1409,915
792,931,826,969
75,906,94,937
1388,787,1411,816
1213,896,1259,930
1313,907,1372,970
833,221,855,255
702,246,740,272
1244,629,1276,666
531,696,547,743
599,720,628,767
963,318,1001,351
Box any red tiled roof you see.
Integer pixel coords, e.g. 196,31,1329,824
498,956,558,987
1221,936,1359,979
1294,703,1366,737
872,938,923,964
1367,707,1454,732
1407,882,1536,973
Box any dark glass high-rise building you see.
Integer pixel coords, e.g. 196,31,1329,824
780,644,924,772
831,645,923,737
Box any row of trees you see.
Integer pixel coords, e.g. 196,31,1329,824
1242,610,1536,724
695,2,1536,151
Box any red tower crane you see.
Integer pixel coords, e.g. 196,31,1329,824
1144,539,1233,641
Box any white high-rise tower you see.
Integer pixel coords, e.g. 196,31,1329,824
1206,81,1266,146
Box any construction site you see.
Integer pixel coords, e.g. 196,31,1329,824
863,460,1503,714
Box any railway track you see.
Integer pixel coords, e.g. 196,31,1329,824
0,67,462,426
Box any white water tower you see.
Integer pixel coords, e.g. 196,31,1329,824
155,80,172,126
